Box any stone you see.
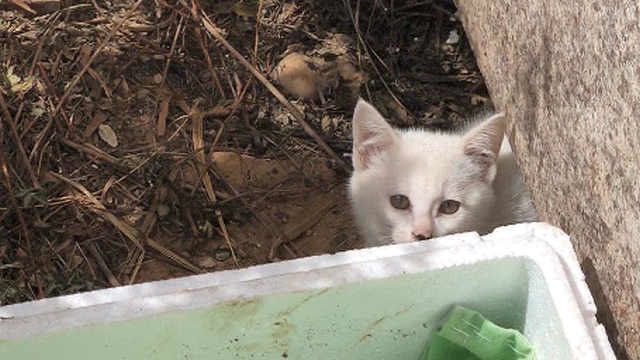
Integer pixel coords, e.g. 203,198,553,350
457,1,640,358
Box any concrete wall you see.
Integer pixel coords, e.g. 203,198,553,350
456,1,640,358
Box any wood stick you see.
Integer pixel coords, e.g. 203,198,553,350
198,12,348,170
87,242,121,287
216,209,239,267
0,91,39,187
52,0,144,116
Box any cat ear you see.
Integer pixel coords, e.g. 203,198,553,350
462,113,506,182
352,99,397,171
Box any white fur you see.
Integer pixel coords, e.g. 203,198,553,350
349,99,536,246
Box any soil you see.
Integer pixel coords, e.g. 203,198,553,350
0,0,489,305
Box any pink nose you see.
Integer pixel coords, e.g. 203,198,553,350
412,218,433,240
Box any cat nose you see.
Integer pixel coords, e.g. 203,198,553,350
412,232,432,241
412,218,433,241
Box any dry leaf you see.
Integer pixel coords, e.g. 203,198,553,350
6,66,34,95
321,114,332,133
84,111,108,138
87,67,112,98
78,44,92,66
8,0,36,14
117,77,130,98
98,124,119,147
157,96,170,137
7,0,59,15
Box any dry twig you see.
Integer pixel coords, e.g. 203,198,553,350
215,209,239,267
343,0,408,117
191,109,217,204
87,242,121,287
196,27,226,99
0,126,32,254
160,15,184,88
0,91,39,187
49,172,202,274
52,0,145,116
253,0,265,64
197,11,348,170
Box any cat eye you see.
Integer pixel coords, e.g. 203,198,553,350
439,200,460,215
390,194,410,210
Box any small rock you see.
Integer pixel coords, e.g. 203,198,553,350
98,124,118,147
446,29,460,44
272,52,318,99
215,248,231,261
195,256,217,269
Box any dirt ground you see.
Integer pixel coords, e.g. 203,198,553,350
0,0,489,305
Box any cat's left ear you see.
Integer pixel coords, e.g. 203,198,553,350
352,99,397,171
462,113,505,182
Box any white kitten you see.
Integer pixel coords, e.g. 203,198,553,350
348,99,536,246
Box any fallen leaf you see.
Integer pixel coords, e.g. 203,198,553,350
78,44,92,66
87,67,112,98
7,0,59,15
84,111,108,138
6,66,34,96
98,124,119,147
117,77,130,98
321,114,332,133
157,96,170,137
8,0,36,15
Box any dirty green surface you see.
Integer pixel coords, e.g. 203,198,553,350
0,258,568,360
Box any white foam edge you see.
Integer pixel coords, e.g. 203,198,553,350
0,222,617,359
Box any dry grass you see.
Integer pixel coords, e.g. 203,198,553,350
0,0,488,305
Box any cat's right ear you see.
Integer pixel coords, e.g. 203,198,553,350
462,112,506,182
352,99,397,171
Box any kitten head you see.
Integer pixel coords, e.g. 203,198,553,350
348,99,505,245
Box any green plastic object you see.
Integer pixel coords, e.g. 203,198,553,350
422,306,536,360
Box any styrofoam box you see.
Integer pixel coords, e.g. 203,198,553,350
0,223,616,359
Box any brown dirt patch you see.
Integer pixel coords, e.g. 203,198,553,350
0,0,488,304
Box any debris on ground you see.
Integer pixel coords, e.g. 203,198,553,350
0,0,489,305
